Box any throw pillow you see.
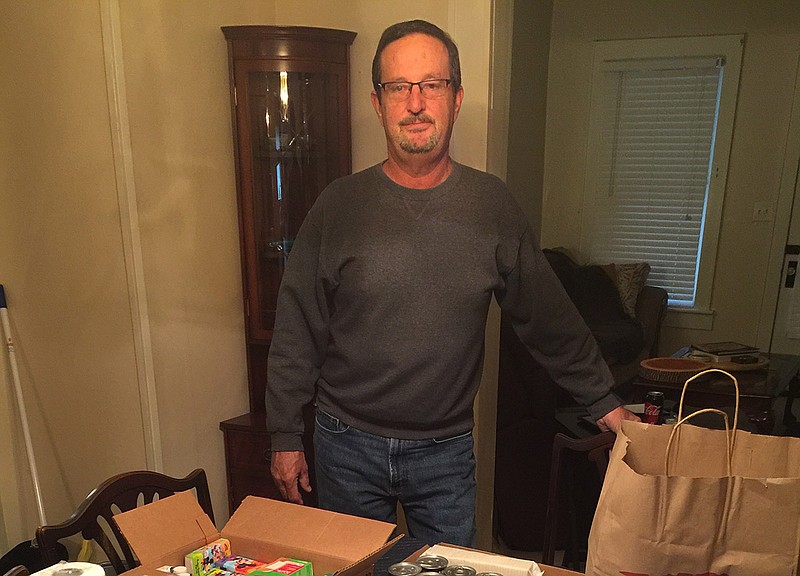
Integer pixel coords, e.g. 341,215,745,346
604,262,651,318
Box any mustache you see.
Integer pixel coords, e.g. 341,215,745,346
399,114,435,126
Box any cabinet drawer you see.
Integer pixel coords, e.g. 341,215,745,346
225,429,271,474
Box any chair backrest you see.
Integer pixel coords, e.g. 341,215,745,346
35,468,213,574
541,431,616,567
3,566,29,576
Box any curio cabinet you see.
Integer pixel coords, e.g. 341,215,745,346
218,25,356,514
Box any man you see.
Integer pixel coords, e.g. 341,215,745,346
266,19,637,546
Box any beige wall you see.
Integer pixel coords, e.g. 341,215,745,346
536,0,800,354
0,0,499,551
505,0,552,229
0,1,150,544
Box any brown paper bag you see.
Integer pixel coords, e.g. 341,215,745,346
586,369,800,576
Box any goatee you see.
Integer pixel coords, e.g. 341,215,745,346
398,114,438,153
400,134,438,153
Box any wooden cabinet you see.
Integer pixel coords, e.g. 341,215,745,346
220,413,280,512
219,25,356,515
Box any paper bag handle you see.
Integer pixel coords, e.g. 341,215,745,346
665,407,732,477
677,368,740,434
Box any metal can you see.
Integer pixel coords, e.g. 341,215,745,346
643,390,664,424
416,556,449,572
419,572,443,576
442,566,476,576
476,573,505,576
389,563,423,576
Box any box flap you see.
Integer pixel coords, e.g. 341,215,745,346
222,497,395,576
114,490,220,567
334,534,403,576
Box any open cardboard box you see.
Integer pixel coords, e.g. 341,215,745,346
404,544,580,576
113,492,401,576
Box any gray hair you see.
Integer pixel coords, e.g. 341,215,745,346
371,20,461,102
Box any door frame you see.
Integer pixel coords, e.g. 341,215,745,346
758,53,800,352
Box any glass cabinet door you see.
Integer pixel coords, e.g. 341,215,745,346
234,60,350,340
223,25,355,413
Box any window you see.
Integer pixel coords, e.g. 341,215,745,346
580,35,743,311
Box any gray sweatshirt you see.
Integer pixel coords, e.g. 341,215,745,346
266,162,620,451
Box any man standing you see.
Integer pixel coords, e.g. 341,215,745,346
266,19,636,546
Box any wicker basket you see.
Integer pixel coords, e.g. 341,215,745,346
638,357,710,383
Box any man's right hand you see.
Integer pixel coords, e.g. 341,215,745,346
270,450,312,504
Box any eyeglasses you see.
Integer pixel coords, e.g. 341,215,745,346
377,79,452,102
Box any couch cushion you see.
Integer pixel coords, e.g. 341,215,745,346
543,249,644,364
600,262,651,318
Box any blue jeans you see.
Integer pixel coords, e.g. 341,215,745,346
314,408,476,546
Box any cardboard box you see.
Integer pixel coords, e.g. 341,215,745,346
528,566,579,576
113,492,400,576
405,544,580,576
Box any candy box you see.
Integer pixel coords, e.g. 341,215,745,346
185,538,232,576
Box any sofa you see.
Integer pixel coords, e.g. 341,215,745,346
493,248,668,552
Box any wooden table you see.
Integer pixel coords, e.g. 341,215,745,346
537,565,583,575
629,353,800,434
555,353,800,438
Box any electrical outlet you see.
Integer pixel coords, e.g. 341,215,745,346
753,202,774,222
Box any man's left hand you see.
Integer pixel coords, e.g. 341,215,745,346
597,405,640,433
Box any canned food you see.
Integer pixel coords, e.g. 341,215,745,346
54,570,85,576
389,563,423,576
417,556,449,572
419,572,443,576
476,572,504,576
442,566,476,576
643,391,664,424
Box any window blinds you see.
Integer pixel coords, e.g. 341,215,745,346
587,57,724,306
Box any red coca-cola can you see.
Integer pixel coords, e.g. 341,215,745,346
643,391,664,424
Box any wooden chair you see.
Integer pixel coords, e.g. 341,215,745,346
2,566,29,576
541,431,616,569
35,468,214,574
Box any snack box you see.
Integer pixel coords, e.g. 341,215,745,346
405,544,580,576
251,558,312,576
113,491,400,576
215,555,270,574
186,539,233,576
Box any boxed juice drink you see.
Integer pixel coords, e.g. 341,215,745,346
251,558,313,576
215,556,271,575
185,538,232,576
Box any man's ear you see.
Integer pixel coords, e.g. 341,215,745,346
370,90,383,121
452,85,464,121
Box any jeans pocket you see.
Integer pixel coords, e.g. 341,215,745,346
315,408,350,433
433,430,473,444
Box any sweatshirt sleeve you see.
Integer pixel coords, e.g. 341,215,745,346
497,229,623,421
266,205,331,451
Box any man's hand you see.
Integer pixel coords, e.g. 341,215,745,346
271,450,312,504
596,405,640,433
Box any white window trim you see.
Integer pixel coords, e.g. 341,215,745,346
579,34,744,314
664,305,714,331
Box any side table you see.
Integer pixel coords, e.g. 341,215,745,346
630,353,800,435
219,412,280,515
220,408,318,516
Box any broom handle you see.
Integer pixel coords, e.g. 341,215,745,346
0,285,48,525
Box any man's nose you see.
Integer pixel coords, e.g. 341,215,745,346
406,84,426,112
